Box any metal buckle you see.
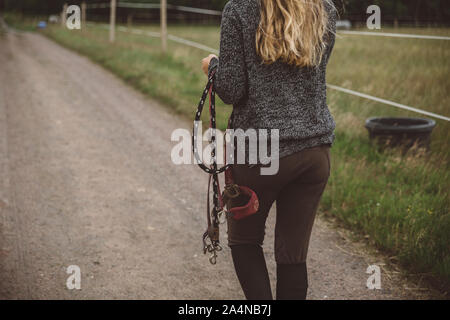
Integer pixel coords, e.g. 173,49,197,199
224,184,240,199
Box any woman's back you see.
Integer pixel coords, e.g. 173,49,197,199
204,0,337,300
210,0,337,158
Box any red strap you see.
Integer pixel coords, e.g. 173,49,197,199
228,186,259,220
208,83,258,221
207,86,225,210
225,167,233,185
224,118,234,186
222,115,259,220
208,86,213,128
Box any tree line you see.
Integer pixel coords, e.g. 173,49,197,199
1,0,449,26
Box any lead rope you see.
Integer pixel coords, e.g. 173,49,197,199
192,66,231,264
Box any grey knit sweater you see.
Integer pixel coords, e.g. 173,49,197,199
209,0,337,159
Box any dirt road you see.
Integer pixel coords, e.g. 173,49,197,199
0,30,437,299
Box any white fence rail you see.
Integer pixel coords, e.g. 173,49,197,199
104,24,450,121
338,30,450,41
326,85,450,122
87,2,450,41
87,2,221,15
82,3,450,122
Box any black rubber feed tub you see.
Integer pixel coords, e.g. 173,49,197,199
365,117,436,150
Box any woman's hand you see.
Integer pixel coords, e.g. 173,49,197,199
202,54,218,76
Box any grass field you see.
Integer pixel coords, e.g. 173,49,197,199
3,14,450,288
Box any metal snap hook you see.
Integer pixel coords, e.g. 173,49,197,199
209,251,217,265
218,210,227,224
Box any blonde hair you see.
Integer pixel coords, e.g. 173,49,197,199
256,0,333,67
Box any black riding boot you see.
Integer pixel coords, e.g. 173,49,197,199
276,262,308,300
230,244,273,300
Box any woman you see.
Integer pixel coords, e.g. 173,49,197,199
201,0,336,300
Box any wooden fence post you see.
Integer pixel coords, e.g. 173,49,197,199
127,14,133,28
161,0,167,53
81,2,86,31
109,0,116,42
61,3,68,27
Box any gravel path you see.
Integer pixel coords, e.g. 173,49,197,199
0,30,439,299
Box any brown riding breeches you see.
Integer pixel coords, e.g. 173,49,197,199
227,144,331,264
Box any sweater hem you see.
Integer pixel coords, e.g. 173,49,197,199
278,133,335,160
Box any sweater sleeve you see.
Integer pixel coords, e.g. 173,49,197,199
325,5,337,64
208,3,247,105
